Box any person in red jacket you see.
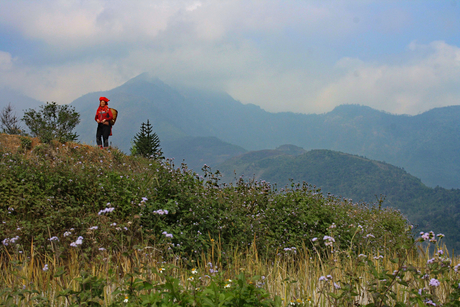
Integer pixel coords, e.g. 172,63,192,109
95,97,113,148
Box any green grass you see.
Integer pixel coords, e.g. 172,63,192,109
2,134,456,306
0,233,459,306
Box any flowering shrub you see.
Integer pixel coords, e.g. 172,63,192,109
312,231,460,306
0,139,412,261
2,136,460,305
1,262,281,306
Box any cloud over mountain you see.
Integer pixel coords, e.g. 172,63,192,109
1,1,460,115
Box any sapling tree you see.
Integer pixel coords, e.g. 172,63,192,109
131,119,163,159
22,101,80,143
0,103,22,135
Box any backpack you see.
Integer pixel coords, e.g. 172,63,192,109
110,108,118,126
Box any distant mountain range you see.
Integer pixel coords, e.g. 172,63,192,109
69,73,460,189
217,147,460,250
0,87,43,117
2,73,460,189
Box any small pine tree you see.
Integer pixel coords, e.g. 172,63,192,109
131,122,147,156
150,130,163,159
131,120,163,159
0,103,22,135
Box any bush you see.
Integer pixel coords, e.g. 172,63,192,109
22,101,80,143
19,136,32,151
0,140,412,262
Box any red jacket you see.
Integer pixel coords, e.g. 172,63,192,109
95,106,113,123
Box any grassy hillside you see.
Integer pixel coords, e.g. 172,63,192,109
217,148,460,251
5,135,460,306
0,134,410,258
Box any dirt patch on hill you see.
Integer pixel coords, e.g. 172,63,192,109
0,133,107,158
0,134,40,153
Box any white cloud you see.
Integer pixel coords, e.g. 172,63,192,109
315,41,460,115
0,1,101,48
0,1,186,49
0,1,459,116
0,0,364,49
0,56,127,104
4,39,458,116
0,51,13,71
226,68,324,114
186,2,202,12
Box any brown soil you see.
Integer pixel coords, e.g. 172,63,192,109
0,133,40,153
0,133,110,157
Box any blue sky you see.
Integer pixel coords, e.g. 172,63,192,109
0,0,459,115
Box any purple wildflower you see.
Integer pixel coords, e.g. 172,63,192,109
98,207,115,215
70,236,83,247
429,278,440,287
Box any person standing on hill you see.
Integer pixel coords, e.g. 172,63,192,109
95,97,113,148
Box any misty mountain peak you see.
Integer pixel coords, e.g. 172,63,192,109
124,72,164,86
330,104,383,116
275,144,306,156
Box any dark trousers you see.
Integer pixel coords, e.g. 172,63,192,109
96,124,111,147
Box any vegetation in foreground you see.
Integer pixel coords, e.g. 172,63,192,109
217,147,460,252
2,233,460,306
2,134,459,306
